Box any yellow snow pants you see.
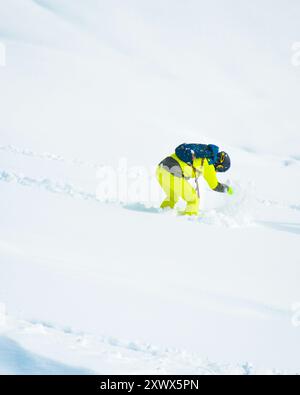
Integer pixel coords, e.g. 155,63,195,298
156,166,199,215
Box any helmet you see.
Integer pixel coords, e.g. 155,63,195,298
215,151,231,172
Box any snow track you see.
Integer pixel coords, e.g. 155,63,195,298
0,169,100,203
0,145,104,171
0,307,281,375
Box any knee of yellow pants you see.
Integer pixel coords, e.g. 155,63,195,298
181,181,199,207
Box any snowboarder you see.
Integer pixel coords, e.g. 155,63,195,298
156,143,233,216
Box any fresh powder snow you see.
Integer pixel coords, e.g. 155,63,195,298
0,0,300,375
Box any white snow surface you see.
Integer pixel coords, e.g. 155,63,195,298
0,0,300,375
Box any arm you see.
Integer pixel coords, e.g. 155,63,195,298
203,160,231,193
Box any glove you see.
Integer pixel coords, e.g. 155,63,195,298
227,186,234,196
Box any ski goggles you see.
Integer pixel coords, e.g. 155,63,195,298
215,164,225,171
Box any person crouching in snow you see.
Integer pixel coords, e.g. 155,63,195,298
156,143,233,216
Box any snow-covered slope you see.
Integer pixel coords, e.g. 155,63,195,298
0,0,300,374
0,307,280,375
